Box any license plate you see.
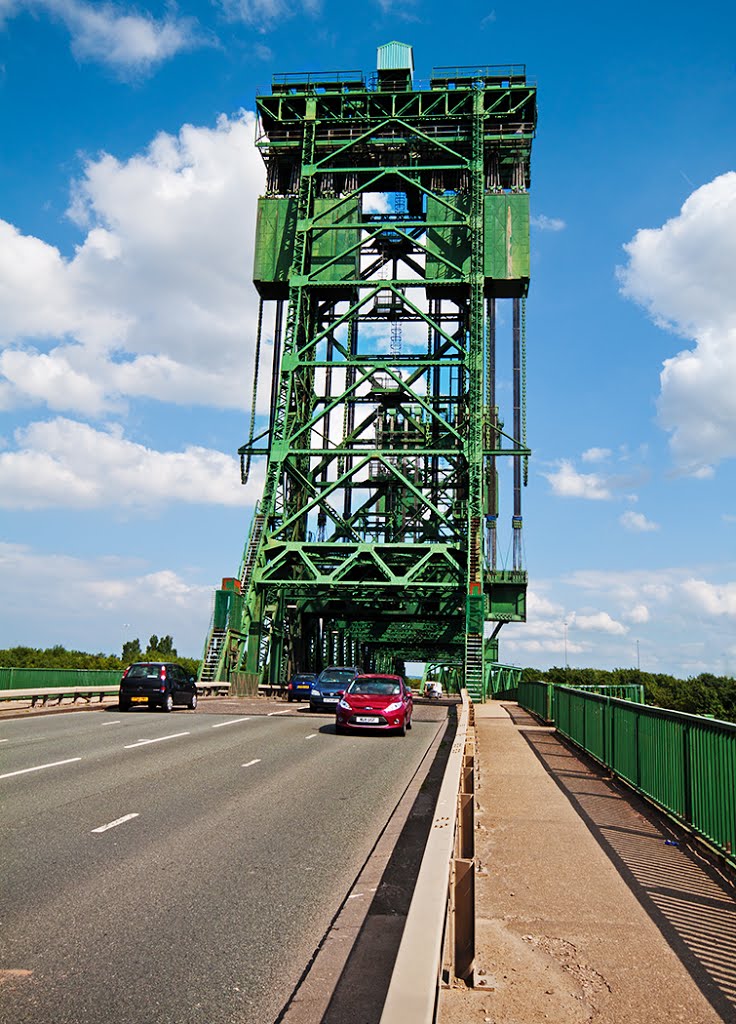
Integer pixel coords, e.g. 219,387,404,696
131,697,148,703
324,697,338,704
355,716,380,724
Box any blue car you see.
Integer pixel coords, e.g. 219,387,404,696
286,672,317,702
310,666,361,712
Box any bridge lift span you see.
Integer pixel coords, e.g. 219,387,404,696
200,43,537,700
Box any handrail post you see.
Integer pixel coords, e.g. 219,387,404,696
683,720,692,825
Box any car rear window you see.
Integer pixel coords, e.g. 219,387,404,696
128,665,161,679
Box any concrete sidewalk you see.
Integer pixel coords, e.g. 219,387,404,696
438,701,736,1024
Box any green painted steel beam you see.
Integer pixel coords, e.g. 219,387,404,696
200,46,536,691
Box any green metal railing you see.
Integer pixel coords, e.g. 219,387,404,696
517,679,645,724
488,663,522,700
0,668,121,691
518,682,736,867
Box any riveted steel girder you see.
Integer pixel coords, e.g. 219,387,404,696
200,51,536,693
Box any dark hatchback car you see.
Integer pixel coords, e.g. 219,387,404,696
309,666,361,712
286,672,317,702
119,662,198,712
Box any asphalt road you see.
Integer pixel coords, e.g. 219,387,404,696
0,706,443,1024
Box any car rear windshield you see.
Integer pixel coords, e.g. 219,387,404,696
127,665,161,678
349,680,401,696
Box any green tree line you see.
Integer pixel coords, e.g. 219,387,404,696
3,646,734,719
522,666,736,722
0,636,201,681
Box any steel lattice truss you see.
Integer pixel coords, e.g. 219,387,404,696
201,51,537,691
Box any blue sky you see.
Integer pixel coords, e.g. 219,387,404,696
1,0,735,677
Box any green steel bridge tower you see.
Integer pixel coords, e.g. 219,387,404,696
200,43,536,699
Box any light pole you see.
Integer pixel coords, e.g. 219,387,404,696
563,620,568,670
636,639,640,671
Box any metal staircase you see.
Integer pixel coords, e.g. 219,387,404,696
239,513,266,591
464,633,484,701
200,628,226,682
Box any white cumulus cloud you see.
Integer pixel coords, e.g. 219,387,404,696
581,447,612,463
0,418,252,509
0,112,266,415
86,568,207,610
3,1,205,73
543,459,611,500
531,214,566,232
526,589,565,619
619,172,736,475
0,541,213,653
624,603,650,624
573,611,628,635
620,510,659,532
680,578,736,618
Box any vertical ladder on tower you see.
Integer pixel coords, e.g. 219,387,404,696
239,513,266,592
469,518,481,580
464,632,484,701
463,91,487,706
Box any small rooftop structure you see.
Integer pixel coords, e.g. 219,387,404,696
377,41,413,90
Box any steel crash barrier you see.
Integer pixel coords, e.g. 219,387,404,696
0,685,120,706
0,683,231,707
519,682,736,868
380,690,476,1024
0,667,121,690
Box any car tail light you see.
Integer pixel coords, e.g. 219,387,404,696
122,666,131,679
159,666,167,680
287,682,293,691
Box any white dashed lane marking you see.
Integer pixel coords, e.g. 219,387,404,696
211,718,251,728
241,759,261,768
0,758,82,780
91,813,139,834
124,732,190,749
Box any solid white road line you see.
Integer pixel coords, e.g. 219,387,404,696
91,813,139,834
267,709,290,716
101,721,121,726
124,732,190,749
241,759,261,768
0,757,82,780
211,718,251,728
0,738,8,743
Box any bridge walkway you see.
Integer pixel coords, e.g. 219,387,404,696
439,701,736,1024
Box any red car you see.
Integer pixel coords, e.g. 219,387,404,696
335,674,413,736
